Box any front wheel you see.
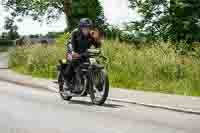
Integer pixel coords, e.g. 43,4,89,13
89,70,109,105
58,72,72,101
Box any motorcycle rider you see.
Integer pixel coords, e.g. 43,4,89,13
64,18,102,93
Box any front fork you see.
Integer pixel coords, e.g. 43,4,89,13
87,66,102,103
87,67,96,102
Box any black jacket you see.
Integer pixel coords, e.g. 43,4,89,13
67,28,101,54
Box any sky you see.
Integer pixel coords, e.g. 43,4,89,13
0,0,138,35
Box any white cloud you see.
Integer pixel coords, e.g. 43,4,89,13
101,0,130,24
0,3,9,33
16,15,66,35
101,0,139,25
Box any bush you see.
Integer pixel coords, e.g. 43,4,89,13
0,40,15,46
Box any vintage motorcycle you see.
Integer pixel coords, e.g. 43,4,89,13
57,49,109,105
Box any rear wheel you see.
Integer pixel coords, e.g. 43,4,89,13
58,72,72,101
89,70,109,105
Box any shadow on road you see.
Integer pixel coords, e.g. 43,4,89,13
69,99,123,108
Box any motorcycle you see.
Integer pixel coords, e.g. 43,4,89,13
57,49,109,105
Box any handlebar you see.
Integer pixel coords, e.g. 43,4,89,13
87,49,101,54
80,49,107,60
99,55,107,60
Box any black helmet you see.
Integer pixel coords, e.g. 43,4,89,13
79,18,93,28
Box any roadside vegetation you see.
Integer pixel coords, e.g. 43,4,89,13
8,34,200,96
0,40,15,52
0,46,9,52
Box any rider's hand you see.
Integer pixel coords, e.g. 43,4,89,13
90,29,101,41
72,53,80,59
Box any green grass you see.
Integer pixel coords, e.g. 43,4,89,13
8,40,200,96
0,46,10,52
8,44,65,79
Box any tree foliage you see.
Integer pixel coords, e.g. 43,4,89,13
3,13,19,40
170,0,200,42
2,0,104,31
128,0,200,43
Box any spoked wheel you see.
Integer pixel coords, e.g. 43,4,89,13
58,72,72,101
89,70,109,105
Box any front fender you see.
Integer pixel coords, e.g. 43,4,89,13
57,64,62,71
57,59,69,71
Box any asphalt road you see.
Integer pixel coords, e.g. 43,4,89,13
0,52,8,69
0,81,200,133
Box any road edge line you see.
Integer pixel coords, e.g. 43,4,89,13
108,98,200,115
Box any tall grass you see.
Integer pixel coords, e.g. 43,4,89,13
9,44,65,79
103,40,200,96
8,40,200,96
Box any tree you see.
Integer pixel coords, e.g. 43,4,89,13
128,0,200,43
170,0,200,43
0,32,8,40
4,13,19,40
128,0,170,41
2,0,104,31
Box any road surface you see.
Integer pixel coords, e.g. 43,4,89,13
0,52,8,69
0,81,200,133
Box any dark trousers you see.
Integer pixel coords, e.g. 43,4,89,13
64,59,80,82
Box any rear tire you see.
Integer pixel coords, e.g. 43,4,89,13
58,72,72,101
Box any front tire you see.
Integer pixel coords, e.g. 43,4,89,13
58,72,72,101
89,70,109,105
